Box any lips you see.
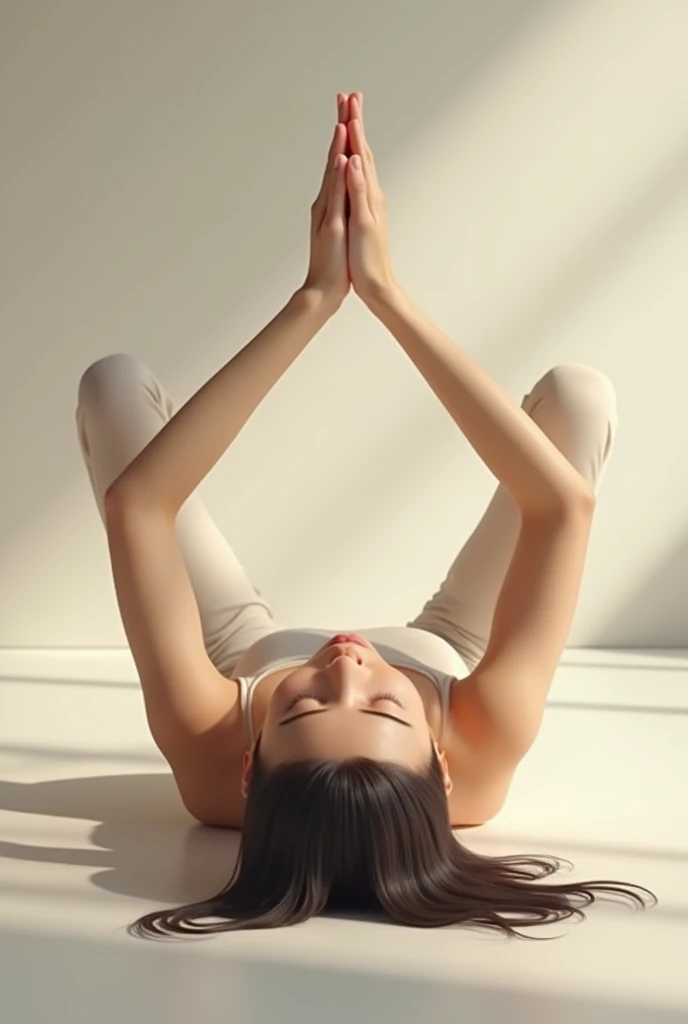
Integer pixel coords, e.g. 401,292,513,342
326,633,369,649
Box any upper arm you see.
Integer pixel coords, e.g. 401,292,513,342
103,489,237,755
454,495,595,759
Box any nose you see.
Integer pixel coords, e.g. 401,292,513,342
326,644,362,666
321,658,369,708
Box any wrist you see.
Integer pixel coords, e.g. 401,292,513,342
295,284,342,320
365,280,406,317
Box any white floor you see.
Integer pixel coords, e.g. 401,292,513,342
1,647,686,1024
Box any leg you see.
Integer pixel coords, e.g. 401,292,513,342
76,353,283,677
406,363,618,670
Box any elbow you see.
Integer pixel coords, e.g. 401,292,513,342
557,487,595,517
567,485,596,515
104,479,139,512
526,486,596,519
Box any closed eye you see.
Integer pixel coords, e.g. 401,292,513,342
278,708,413,728
284,690,405,713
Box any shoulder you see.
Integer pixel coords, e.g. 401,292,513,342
166,678,249,829
444,675,521,827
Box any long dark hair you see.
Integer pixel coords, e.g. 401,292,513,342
127,732,657,941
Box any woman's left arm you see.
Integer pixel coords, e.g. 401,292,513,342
105,286,335,513
106,94,353,514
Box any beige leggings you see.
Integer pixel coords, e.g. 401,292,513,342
76,354,618,676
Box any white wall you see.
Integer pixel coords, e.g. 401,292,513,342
2,0,687,649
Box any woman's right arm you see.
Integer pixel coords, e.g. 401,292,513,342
343,92,591,515
367,283,593,514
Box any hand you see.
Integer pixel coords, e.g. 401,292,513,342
345,92,398,306
302,93,351,311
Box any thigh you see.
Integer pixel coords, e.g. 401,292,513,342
406,363,618,670
406,464,523,672
76,353,284,677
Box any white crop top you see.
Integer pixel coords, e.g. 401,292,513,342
235,626,472,747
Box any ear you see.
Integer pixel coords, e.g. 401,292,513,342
432,737,453,796
439,750,453,796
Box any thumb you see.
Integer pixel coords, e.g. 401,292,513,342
346,155,370,219
325,153,347,223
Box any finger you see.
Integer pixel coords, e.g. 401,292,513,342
326,153,348,223
349,97,369,163
348,92,365,142
339,93,353,158
348,95,380,194
349,118,375,194
337,92,349,125
326,121,347,183
346,153,371,219
314,121,346,212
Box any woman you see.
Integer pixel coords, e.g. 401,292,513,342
76,92,656,939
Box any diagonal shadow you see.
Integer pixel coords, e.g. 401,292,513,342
0,772,678,915
589,525,688,646
1,924,685,1024
1,0,557,547
266,135,688,602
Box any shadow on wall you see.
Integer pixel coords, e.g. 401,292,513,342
4,0,687,649
0,0,555,545
594,526,688,646
262,135,688,641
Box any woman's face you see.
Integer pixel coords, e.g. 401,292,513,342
241,636,452,796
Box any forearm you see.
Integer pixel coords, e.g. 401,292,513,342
106,287,335,512
368,285,594,514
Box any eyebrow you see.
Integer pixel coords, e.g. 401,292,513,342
278,708,413,728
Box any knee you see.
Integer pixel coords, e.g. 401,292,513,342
538,363,617,416
77,352,146,405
